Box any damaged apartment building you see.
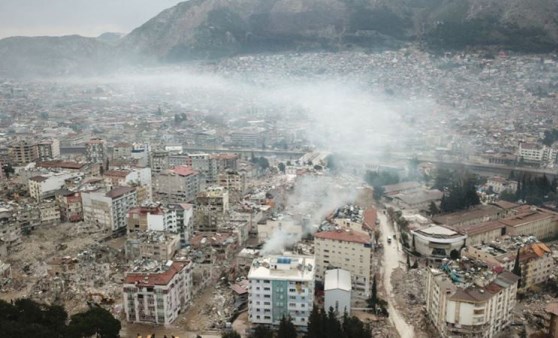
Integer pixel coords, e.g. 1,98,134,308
123,259,193,325
426,259,520,338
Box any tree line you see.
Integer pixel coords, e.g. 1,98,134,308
223,306,373,338
434,169,480,213
0,298,121,338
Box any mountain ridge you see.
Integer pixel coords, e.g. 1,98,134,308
1,0,557,77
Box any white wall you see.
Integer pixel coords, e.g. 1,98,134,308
324,288,351,316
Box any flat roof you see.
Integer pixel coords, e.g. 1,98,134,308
314,229,370,245
248,255,315,281
324,269,351,292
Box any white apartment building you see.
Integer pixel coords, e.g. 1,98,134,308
518,143,558,163
28,172,78,201
104,167,152,200
314,229,372,297
123,260,193,325
426,261,520,338
190,153,219,183
248,255,315,329
37,139,60,161
82,186,137,234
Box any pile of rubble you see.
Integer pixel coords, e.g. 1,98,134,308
391,267,430,334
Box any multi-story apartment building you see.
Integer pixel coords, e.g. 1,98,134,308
85,138,107,164
314,229,372,297
38,201,60,225
153,166,200,203
123,259,193,325
464,237,553,289
104,167,152,201
190,153,219,184
194,186,229,232
28,172,78,201
168,154,192,168
150,151,170,174
56,191,83,222
8,140,38,165
518,143,558,164
37,139,60,161
82,187,137,234
125,231,180,261
167,203,194,246
112,142,132,159
426,260,520,338
248,255,315,329
218,169,246,202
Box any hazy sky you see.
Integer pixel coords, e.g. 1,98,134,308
0,0,183,39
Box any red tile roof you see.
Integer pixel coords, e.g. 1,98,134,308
38,161,85,170
315,229,371,244
104,170,130,178
124,261,188,287
170,165,196,177
105,186,135,199
363,207,377,231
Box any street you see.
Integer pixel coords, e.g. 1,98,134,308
378,210,415,338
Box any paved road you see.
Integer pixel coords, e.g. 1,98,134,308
378,211,415,338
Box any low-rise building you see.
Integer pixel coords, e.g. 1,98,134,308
248,255,315,329
324,269,351,317
426,260,520,338
123,259,193,325
392,189,443,210
498,206,558,240
409,225,467,262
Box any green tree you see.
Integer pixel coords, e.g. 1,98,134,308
278,162,286,173
306,307,324,338
499,190,517,202
368,275,378,309
222,330,242,338
66,307,121,338
251,325,274,338
325,307,343,338
277,316,297,338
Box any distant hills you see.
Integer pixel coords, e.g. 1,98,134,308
1,0,557,77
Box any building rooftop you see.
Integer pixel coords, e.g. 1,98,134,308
314,229,371,245
450,220,506,236
104,170,130,178
248,255,315,281
432,205,502,226
37,160,85,170
393,189,443,206
169,165,196,177
383,181,422,195
105,186,135,199
324,269,351,292
498,208,556,227
362,207,377,231
124,260,190,287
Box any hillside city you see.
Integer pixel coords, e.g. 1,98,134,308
1,47,558,338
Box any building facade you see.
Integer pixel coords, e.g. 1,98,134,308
314,230,372,297
82,187,137,234
123,260,193,325
426,262,519,338
248,255,315,329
